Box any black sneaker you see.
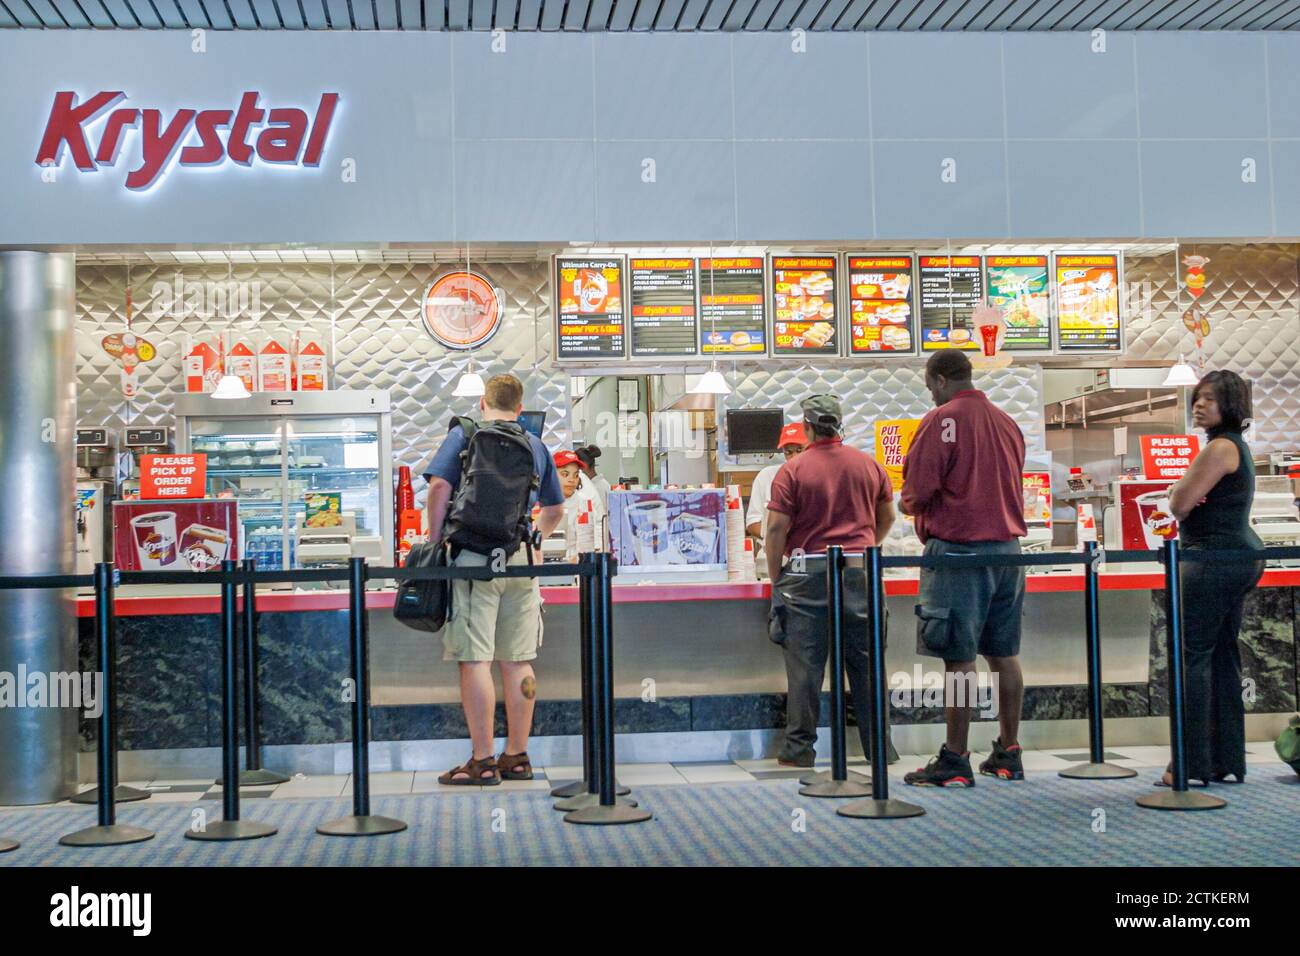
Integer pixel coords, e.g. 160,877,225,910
903,744,975,788
978,737,1025,781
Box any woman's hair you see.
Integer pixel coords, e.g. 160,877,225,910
575,445,601,468
1192,370,1251,433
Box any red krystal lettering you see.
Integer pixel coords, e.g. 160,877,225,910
34,90,340,189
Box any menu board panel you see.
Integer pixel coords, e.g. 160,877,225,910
555,256,626,360
629,258,699,357
985,255,1051,351
847,255,916,354
700,257,766,354
918,255,983,351
770,256,839,356
1054,254,1122,351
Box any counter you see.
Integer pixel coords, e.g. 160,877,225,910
75,570,1300,758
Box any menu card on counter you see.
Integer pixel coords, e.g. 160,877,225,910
771,256,839,355
847,255,916,354
919,255,983,351
985,255,1051,350
700,257,766,354
1055,254,1122,351
555,256,626,360
628,258,699,357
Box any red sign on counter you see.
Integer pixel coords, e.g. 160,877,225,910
140,453,207,500
112,499,238,572
1140,434,1201,480
1118,480,1178,550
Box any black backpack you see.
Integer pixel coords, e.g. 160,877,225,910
443,416,539,558
393,540,452,632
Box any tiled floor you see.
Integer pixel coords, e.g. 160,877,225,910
18,741,1283,810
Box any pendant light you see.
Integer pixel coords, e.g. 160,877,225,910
450,243,486,398
212,374,252,400
1163,355,1199,387
689,243,732,396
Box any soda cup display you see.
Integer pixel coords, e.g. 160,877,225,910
1135,491,1178,549
131,511,179,568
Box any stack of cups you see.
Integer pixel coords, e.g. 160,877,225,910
725,485,747,581
741,537,757,581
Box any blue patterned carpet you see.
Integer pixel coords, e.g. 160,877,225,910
3,766,1298,867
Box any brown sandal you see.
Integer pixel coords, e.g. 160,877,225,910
438,755,500,786
498,752,533,780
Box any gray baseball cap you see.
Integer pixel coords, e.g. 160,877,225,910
801,394,842,429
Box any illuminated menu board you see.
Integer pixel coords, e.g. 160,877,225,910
985,254,1051,351
770,256,839,356
919,255,983,351
555,256,626,360
628,258,699,357
1054,254,1122,352
847,254,916,354
700,257,766,354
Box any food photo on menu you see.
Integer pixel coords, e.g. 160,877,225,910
771,256,838,354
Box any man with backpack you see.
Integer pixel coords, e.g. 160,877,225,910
421,374,565,786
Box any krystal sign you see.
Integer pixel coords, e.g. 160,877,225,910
35,91,340,191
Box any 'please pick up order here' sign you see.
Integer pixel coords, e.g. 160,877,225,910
140,454,207,499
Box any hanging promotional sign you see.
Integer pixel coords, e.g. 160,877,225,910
1140,434,1201,480
874,419,921,490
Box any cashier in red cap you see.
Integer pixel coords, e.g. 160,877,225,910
745,422,808,575
555,449,605,556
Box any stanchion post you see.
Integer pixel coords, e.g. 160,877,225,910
1137,539,1225,811
565,552,651,825
224,557,289,787
839,546,924,820
59,563,155,846
801,547,871,798
318,558,407,836
186,560,278,841
1062,542,1136,780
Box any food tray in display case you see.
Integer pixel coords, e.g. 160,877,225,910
174,390,394,571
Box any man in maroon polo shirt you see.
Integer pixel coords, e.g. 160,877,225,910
765,394,897,768
900,350,1028,788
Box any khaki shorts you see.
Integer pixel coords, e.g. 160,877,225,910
442,548,543,663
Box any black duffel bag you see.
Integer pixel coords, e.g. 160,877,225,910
393,540,452,632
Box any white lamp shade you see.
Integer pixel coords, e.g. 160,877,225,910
690,369,731,395
1162,362,1199,387
452,370,486,398
211,374,251,400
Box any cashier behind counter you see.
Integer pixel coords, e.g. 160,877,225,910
746,423,809,576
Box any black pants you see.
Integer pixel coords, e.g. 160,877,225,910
772,562,890,763
1179,554,1264,780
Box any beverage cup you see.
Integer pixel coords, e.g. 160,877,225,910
131,511,179,569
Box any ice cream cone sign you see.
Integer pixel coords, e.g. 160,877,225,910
1183,255,1209,300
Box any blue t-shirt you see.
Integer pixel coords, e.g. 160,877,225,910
421,424,564,508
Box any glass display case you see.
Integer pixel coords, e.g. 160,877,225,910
175,391,394,570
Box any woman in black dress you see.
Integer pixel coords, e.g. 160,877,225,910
1163,370,1265,786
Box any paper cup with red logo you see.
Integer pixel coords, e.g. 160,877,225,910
1135,491,1179,549
131,511,179,569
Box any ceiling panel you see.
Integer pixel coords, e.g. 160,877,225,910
3,0,1299,27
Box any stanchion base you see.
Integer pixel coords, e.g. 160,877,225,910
798,768,871,787
837,797,927,820
1059,761,1139,780
316,814,408,837
1136,789,1226,811
69,784,151,805
564,803,653,826
215,769,293,787
184,819,279,841
58,824,155,847
552,793,638,812
549,779,631,798
0,838,20,853
798,778,874,799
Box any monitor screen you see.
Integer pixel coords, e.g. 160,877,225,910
726,408,785,456
518,411,546,439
